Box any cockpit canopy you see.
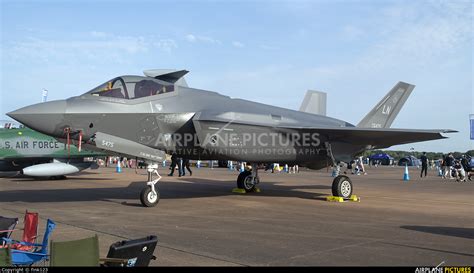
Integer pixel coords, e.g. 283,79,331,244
85,76,175,99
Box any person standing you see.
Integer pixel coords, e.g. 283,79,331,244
177,157,183,177
181,158,192,176
168,153,179,176
357,156,366,175
445,153,455,179
441,154,447,179
453,160,466,182
289,164,299,174
420,152,428,178
460,155,471,181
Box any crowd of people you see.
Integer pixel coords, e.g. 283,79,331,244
98,152,472,183
99,156,136,168
264,163,299,173
436,153,472,182
344,157,367,175
408,152,472,182
168,153,192,177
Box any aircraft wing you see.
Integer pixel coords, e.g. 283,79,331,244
89,132,165,162
278,126,456,149
192,112,455,149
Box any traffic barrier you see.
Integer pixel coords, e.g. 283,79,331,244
403,164,410,181
116,161,122,173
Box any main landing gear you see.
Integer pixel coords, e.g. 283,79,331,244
326,142,354,199
234,161,353,199
236,163,259,192
140,163,161,207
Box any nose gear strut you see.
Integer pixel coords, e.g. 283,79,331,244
140,163,162,207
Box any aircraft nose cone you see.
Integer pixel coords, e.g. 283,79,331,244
7,100,66,136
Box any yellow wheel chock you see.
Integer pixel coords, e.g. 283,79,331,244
326,195,360,202
232,187,261,194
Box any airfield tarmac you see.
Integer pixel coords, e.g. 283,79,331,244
0,165,472,266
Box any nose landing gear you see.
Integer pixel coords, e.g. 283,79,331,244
140,163,161,207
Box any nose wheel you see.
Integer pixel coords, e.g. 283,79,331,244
140,163,161,207
140,186,160,207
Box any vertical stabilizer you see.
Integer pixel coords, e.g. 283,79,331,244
357,82,414,128
299,90,327,116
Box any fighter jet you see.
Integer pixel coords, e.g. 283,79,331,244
0,121,103,178
7,69,455,207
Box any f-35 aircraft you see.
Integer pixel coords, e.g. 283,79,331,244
7,69,455,206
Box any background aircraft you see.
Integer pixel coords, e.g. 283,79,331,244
0,121,103,179
7,69,455,206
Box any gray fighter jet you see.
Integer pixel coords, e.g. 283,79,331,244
7,69,455,207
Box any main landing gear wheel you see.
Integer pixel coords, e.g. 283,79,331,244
236,163,260,192
332,175,353,198
140,186,160,207
237,170,253,192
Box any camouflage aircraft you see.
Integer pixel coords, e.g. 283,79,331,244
7,69,455,206
0,121,102,178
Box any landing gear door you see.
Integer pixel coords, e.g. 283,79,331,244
92,132,165,162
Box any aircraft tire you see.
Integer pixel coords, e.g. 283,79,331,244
140,186,160,207
332,175,352,198
237,170,254,192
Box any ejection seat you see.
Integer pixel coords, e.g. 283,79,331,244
134,80,160,98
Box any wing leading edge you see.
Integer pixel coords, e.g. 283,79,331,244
282,126,456,149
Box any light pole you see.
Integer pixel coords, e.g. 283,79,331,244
42,89,48,102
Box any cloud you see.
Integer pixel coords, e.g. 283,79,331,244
308,1,472,78
232,41,245,48
185,34,243,48
3,32,177,65
153,39,178,52
184,34,221,45
185,34,196,42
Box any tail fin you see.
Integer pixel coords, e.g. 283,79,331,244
299,90,327,116
357,81,415,128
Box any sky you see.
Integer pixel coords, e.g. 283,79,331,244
0,0,472,153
